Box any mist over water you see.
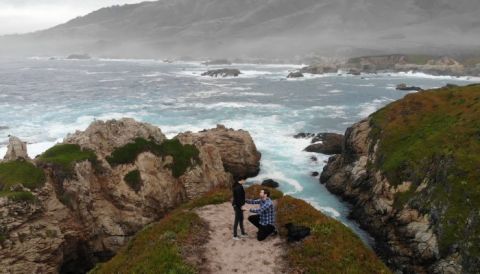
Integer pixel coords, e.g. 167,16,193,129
1,57,477,244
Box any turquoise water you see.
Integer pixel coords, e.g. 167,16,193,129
1,57,477,244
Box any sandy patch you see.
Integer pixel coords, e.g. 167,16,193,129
195,202,286,274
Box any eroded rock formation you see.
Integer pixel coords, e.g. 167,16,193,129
0,119,260,274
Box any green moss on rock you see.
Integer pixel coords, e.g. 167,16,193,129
107,138,200,178
37,144,98,176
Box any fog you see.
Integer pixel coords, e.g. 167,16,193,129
1,0,479,59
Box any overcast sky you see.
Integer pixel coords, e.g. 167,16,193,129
0,0,146,35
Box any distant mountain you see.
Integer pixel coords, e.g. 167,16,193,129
1,0,480,59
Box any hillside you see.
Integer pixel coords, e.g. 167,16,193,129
90,186,391,274
1,0,480,58
321,84,480,273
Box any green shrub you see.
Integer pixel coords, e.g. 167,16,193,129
37,144,98,176
0,191,36,203
0,160,45,191
107,138,200,178
124,170,142,192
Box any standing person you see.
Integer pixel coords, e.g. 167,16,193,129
246,188,277,241
232,179,248,240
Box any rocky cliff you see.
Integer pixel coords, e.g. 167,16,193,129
321,84,480,273
0,118,260,274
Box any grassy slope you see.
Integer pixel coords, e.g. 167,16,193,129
370,84,480,257
0,160,46,202
91,186,388,273
277,196,391,274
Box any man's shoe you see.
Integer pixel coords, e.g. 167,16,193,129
239,233,248,238
233,236,241,241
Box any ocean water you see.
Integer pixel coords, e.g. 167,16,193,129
1,57,478,244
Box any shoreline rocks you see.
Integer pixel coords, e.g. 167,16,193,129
201,68,241,77
396,83,423,91
319,118,454,273
304,133,344,155
287,71,304,78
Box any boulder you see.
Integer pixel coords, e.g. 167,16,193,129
287,71,304,78
311,171,319,177
396,83,423,91
3,136,29,161
304,133,344,155
176,124,261,180
261,179,279,188
201,68,241,77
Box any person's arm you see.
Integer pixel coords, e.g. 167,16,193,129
250,200,271,214
245,198,261,205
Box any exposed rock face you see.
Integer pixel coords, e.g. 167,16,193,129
0,119,261,273
64,118,166,158
177,124,261,180
201,68,241,77
304,133,344,155
3,136,29,161
320,119,450,273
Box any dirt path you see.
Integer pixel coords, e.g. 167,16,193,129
195,202,286,274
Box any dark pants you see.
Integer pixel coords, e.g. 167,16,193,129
248,214,275,241
233,205,245,237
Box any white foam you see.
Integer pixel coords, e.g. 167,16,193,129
328,89,343,93
357,97,394,118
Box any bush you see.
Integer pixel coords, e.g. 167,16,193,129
0,191,36,203
37,144,98,177
107,138,200,178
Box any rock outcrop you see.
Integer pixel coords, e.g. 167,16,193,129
3,136,29,161
320,119,441,273
177,124,261,180
287,71,304,78
304,133,344,155
0,119,260,274
201,68,241,77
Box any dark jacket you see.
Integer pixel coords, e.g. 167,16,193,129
232,182,245,208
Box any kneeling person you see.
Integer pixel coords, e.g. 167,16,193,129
246,188,277,241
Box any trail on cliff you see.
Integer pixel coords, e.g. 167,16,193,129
195,202,286,274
